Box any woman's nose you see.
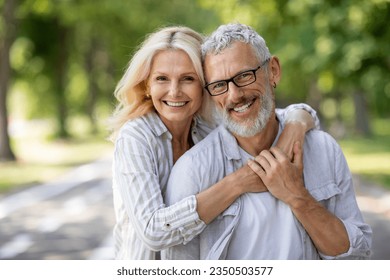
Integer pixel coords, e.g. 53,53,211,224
168,81,182,97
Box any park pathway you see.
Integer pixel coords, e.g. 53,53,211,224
353,176,390,259
0,156,115,260
0,156,389,260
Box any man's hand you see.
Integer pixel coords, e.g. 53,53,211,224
248,141,350,256
247,141,307,205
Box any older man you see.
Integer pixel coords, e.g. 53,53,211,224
162,23,372,259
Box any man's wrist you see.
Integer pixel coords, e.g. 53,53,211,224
288,189,315,211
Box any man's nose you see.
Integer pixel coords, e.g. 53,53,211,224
227,81,244,102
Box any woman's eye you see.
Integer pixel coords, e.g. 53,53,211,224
156,76,168,81
183,76,195,82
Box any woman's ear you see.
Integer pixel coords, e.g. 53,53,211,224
268,56,282,87
143,81,151,98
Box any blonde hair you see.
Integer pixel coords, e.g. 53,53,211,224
109,26,207,141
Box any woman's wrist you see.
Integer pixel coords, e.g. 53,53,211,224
230,165,268,194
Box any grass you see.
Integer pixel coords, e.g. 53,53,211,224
0,118,113,193
338,118,390,189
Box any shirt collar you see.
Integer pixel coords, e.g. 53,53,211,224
144,111,170,137
218,125,242,160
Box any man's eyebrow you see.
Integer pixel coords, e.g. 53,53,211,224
208,67,256,83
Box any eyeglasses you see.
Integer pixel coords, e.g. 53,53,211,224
204,59,270,96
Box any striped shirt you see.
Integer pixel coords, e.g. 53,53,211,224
112,104,319,259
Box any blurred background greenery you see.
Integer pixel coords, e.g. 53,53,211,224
0,0,389,192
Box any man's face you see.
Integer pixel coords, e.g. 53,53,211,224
204,42,274,137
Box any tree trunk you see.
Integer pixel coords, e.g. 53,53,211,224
55,23,70,138
0,0,17,161
85,37,99,135
353,90,372,136
307,80,324,130
329,92,346,139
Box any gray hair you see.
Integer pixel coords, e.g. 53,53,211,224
201,23,271,63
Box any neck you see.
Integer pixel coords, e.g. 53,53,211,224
162,117,194,163
234,113,279,157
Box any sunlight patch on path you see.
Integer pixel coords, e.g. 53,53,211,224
0,157,112,219
0,234,33,259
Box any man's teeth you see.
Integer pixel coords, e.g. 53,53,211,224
166,101,186,107
233,101,253,112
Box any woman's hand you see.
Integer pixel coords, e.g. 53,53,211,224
276,109,314,160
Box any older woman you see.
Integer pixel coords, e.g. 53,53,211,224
109,26,319,259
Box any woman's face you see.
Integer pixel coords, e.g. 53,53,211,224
148,49,203,127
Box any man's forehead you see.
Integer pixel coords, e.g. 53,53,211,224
206,42,256,62
204,42,257,79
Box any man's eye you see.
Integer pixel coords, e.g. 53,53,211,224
236,72,252,82
211,82,226,90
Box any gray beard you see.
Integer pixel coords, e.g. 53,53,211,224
218,86,274,137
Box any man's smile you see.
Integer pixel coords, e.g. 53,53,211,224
232,99,255,113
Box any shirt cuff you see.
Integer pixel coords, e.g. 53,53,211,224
276,103,320,130
319,220,372,260
162,195,206,243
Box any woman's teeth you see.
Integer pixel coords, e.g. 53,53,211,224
165,101,186,107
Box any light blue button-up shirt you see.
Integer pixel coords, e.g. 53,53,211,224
162,113,372,260
113,103,319,259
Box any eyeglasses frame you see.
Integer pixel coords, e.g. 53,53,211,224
204,58,270,96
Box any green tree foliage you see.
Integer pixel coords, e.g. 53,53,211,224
199,0,390,136
3,0,388,163
5,0,220,145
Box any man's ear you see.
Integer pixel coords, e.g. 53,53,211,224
268,56,281,87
